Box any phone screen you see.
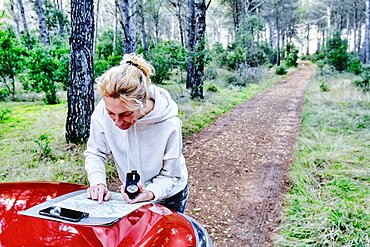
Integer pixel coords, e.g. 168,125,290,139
39,206,89,222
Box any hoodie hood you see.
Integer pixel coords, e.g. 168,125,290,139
136,85,178,125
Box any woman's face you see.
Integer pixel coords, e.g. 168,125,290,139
103,96,141,130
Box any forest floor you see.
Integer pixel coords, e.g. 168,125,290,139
183,62,316,246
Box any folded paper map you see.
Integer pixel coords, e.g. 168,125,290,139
22,189,152,226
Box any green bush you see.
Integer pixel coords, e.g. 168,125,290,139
325,32,349,71
26,44,60,104
347,54,362,75
320,80,330,92
145,41,186,84
206,83,219,92
0,26,27,100
275,65,287,75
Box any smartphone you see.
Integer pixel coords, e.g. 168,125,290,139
39,206,89,222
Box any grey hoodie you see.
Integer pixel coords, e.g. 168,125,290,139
84,85,188,200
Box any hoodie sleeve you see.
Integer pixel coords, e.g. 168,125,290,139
84,111,111,186
145,119,184,200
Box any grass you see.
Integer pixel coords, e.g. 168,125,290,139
275,71,370,246
0,67,288,185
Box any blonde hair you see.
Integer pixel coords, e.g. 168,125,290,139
96,53,155,112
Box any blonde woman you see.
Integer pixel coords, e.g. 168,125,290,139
84,53,188,213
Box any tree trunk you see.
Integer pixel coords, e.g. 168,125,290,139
119,0,137,54
66,0,95,144
113,0,118,52
35,0,49,45
353,1,358,54
18,0,31,45
94,0,100,54
366,0,370,63
190,0,206,99
137,0,148,52
187,0,195,90
10,0,21,39
306,24,310,55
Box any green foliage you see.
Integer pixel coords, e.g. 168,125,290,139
95,29,123,59
284,43,299,67
0,26,27,100
0,107,11,121
145,41,186,84
32,133,53,160
353,65,370,91
224,45,246,70
320,80,330,92
206,83,219,92
275,65,287,75
347,54,362,75
26,43,68,104
325,32,349,71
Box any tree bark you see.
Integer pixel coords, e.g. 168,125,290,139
17,0,31,45
137,0,148,52
366,0,370,63
94,0,100,54
66,0,95,144
35,0,49,45
10,0,21,39
187,0,195,90
119,0,137,54
190,0,206,99
113,0,118,52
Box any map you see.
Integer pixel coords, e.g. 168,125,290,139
22,189,153,226
54,191,150,218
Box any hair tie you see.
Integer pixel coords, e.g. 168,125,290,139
126,61,139,67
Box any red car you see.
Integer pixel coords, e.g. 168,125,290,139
0,182,213,246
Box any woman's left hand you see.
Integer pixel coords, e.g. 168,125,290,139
121,182,154,203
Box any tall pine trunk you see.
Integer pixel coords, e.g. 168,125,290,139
119,0,137,54
137,0,148,52
18,0,31,45
35,0,49,45
187,0,195,90
66,0,95,144
365,0,370,63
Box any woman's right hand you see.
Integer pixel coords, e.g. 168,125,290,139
87,183,111,203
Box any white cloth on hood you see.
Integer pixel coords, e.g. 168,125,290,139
84,85,188,200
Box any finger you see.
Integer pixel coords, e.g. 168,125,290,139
91,186,98,200
104,190,111,201
86,188,91,198
98,185,105,203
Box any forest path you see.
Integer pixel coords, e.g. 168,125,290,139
183,63,316,246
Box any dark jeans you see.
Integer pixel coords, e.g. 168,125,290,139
158,185,189,213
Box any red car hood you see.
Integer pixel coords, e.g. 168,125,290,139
0,182,196,246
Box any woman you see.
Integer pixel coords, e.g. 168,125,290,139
84,53,188,213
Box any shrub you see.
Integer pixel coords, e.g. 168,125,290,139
347,54,362,75
284,43,299,67
320,80,330,92
0,107,11,121
234,64,265,86
325,32,349,71
206,83,219,92
145,41,186,84
26,45,60,104
0,87,10,101
204,66,217,80
275,65,287,75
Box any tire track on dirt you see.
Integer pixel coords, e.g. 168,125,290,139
183,63,315,246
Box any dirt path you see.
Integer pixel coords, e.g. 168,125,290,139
183,63,315,246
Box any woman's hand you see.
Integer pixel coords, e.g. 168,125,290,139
121,182,154,204
87,183,111,203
